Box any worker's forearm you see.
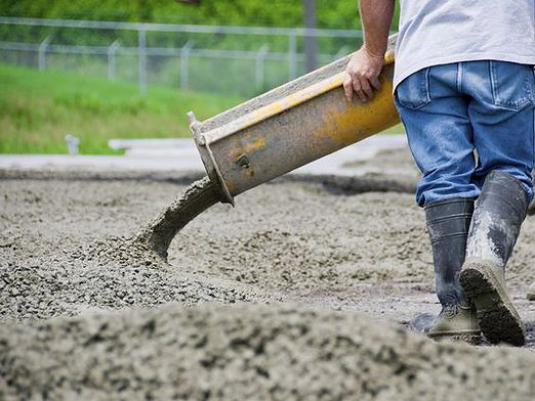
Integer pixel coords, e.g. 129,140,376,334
359,0,394,57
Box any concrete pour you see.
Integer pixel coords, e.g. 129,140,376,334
135,176,223,259
1,147,535,400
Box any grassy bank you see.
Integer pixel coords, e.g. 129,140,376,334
0,64,403,155
0,64,243,154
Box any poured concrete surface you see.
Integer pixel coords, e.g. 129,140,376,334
3,304,535,401
1,147,535,400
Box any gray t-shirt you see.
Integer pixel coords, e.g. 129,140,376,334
394,0,535,88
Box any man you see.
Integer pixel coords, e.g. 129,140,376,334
344,0,535,345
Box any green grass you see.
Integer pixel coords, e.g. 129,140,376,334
0,63,404,155
0,64,243,154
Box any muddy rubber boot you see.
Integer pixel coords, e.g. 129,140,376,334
425,199,481,344
460,171,528,346
428,304,480,343
528,282,535,301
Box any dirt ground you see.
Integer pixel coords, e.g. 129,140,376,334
1,147,535,400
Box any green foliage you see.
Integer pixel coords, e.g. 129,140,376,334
0,0,399,29
0,1,400,67
0,63,243,154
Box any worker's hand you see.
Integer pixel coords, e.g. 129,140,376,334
343,45,384,103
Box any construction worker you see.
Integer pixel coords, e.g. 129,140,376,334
344,0,535,345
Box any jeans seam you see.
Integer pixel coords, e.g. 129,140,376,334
456,63,463,93
489,60,498,104
424,67,431,103
398,111,424,174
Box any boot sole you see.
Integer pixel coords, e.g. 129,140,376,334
460,263,525,346
428,332,481,345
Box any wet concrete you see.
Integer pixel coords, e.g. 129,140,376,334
2,303,535,401
2,148,535,399
135,176,222,259
132,170,415,262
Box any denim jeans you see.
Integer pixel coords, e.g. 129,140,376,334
395,61,535,207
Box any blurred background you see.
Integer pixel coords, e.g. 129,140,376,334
0,0,400,155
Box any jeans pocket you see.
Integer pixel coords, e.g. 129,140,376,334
489,61,535,111
394,68,431,110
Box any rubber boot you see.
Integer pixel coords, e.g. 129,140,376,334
527,281,535,301
460,171,528,346
425,199,481,344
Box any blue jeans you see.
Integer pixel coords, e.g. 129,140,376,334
395,61,535,207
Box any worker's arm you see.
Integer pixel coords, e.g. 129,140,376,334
343,0,395,102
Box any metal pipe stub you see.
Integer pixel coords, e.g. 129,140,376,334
188,111,235,205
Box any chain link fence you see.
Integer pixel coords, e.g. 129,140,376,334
0,17,363,97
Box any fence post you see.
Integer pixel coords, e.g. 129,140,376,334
38,36,50,71
302,0,317,72
180,40,193,90
107,39,120,81
255,44,269,91
288,29,297,80
138,28,147,96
